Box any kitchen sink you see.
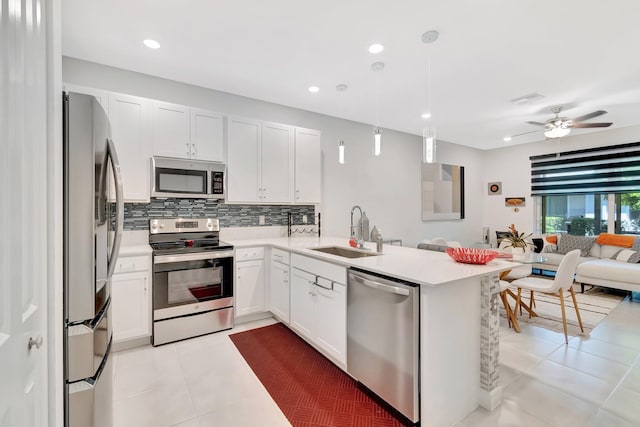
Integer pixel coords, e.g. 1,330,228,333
310,246,381,259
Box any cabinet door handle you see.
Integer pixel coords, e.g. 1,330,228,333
144,277,148,292
192,143,197,156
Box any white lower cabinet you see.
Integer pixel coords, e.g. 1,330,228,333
290,268,317,337
235,247,265,317
111,255,152,344
270,249,290,323
316,282,346,361
290,254,346,365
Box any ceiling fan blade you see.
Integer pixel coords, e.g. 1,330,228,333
525,121,547,127
572,110,607,122
511,129,542,137
570,122,613,128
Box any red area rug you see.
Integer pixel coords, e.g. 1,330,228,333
229,323,407,427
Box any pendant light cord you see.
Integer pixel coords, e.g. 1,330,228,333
427,56,431,114
376,76,380,127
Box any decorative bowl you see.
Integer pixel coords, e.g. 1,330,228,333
445,247,498,265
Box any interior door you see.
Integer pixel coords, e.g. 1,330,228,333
0,0,49,424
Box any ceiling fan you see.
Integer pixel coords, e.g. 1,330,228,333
525,106,613,139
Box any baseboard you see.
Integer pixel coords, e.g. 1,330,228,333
479,386,502,411
234,311,273,325
112,336,151,352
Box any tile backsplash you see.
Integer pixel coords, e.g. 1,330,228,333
111,199,316,231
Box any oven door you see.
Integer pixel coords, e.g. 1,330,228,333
153,251,234,320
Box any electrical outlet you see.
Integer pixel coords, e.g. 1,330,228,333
302,215,308,224
259,215,265,225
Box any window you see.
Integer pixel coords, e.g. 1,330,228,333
531,142,640,236
539,194,608,236
537,193,640,236
616,192,640,234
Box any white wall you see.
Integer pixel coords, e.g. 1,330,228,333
63,57,486,247
481,125,640,244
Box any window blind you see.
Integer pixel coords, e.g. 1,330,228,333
530,142,640,196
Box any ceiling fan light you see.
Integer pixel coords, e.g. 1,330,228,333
544,127,571,139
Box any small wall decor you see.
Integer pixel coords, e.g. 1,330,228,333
488,182,502,195
505,197,525,207
505,197,525,212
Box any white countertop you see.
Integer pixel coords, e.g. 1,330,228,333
227,236,516,287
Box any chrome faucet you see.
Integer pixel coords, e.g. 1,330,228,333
350,205,365,248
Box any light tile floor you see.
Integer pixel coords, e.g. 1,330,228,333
113,294,640,427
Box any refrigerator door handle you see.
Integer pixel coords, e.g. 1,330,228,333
106,138,124,280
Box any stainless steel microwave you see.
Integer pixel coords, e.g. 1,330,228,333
151,156,225,199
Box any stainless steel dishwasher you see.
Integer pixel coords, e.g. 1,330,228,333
347,268,419,424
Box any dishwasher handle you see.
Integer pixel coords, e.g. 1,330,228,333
352,274,410,296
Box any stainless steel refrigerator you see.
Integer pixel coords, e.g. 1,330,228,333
63,91,124,427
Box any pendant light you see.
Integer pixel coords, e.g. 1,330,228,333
423,127,436,163
371,62,385,156
336,84,348,164
422,30,439,163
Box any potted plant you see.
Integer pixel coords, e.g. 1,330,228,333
502,224,533,253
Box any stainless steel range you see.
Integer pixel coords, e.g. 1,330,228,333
149,218,234,346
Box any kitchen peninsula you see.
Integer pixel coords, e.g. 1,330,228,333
226,235,514,427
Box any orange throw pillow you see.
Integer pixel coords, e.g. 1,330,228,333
595,233,635,248
545,235,558,244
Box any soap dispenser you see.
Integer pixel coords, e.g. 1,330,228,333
370,225,379,242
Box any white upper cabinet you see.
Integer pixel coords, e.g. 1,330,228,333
226,117,298,204
151,101,191,159
151,101,223,161
190,108,224,161
294,127,321,204
227,116,261,202
261,122,294,202
108,93,152,202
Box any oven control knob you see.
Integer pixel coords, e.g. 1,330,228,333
150,221,158,231
159,224,165,229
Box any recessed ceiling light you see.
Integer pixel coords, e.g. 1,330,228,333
143,39,161,49
368,43,384,54
503,136,512,142
421,113,432,119
308,86,320,93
